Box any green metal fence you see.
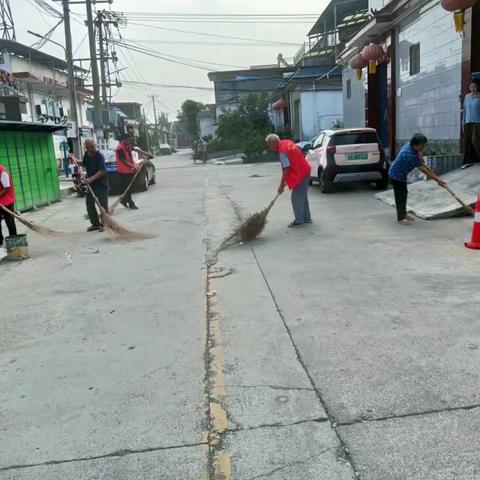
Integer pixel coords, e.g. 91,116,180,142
0,130,60,211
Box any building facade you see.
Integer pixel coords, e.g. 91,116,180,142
0,39,93,162
208,65,293,119
339,0,480,161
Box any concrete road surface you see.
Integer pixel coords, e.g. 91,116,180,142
1,150,479,480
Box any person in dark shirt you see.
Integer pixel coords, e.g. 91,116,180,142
389,134,446,225
71,139,108,231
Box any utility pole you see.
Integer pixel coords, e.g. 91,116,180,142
61,0,79,156
97,10,108,105
150,95,159,152
85,0,102,138
142,108,150,152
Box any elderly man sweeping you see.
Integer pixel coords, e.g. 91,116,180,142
266,134,312,227
70,139,108,232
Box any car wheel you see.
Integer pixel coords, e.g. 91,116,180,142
319,169,333,193
148,166,156,185
135,172,148,192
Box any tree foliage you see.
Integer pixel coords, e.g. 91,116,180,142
215,93,272,156
179,99,203,142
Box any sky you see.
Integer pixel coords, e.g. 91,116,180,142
13,0,328,122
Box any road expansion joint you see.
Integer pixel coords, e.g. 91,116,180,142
337,402,480,427
225,417,329,434
248,246,361,479
203,177,232,479
0,441,208,473
223,383,315,392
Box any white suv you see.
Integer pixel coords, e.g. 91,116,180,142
305,128,388,193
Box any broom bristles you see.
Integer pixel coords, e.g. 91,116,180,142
100,209,155,242
220,194,280,249
0,205,64,237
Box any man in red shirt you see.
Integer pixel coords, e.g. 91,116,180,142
266,134,312,227
0,163,17,246
115,134,139,210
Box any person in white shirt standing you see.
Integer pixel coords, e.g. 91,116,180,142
0,162,17,246
463,78,480,166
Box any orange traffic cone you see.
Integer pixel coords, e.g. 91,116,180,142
465,196,480,250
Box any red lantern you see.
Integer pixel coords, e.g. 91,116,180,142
361,43,384,74
441,0,476,11
349,54,368,80
441,0,477,31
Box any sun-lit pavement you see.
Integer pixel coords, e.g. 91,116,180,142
1,150,479,479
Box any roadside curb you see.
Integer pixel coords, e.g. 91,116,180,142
60,186,75,198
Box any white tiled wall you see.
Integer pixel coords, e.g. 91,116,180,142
343,68,366,128
395,1,462,151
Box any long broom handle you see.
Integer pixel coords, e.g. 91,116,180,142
110,161,148,212
264,193,281,214
0,203,22,220
69,156,107,215
120,161,146,200
422,164,474,213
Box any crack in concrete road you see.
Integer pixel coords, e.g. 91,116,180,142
248,247,361,479
225,417,329,433
203,176,232,480
244,447,336,480
223,384,315,392
0,441,208,472
337,402,480,427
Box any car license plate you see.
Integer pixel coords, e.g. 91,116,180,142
348,153,369,161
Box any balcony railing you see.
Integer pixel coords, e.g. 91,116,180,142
293,43,307,65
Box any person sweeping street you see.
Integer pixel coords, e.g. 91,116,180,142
389,133,446,225
266,134,312,227
0,162,17,246
70,139,108,232
115,134,152,210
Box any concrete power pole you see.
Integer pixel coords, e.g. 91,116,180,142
96,10,108,105
61,0,79,156
150,95,159,152
85,0,103,138
142,108,150,152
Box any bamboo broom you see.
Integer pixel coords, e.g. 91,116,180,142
0,204,64,237
220,194,280,250
109,161,148,214
423,165,474,215
69,156,154,242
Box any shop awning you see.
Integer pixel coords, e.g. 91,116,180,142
0,121,68,133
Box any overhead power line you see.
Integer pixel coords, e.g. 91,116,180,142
120,38,299,47
113,40,247,71
122,12,320,16
122,80,214,91
126,22,302,46
121,79,342,94
121,12,320,23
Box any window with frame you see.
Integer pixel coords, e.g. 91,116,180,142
346,79,352,99
313,133,325,148
409,43,420,76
